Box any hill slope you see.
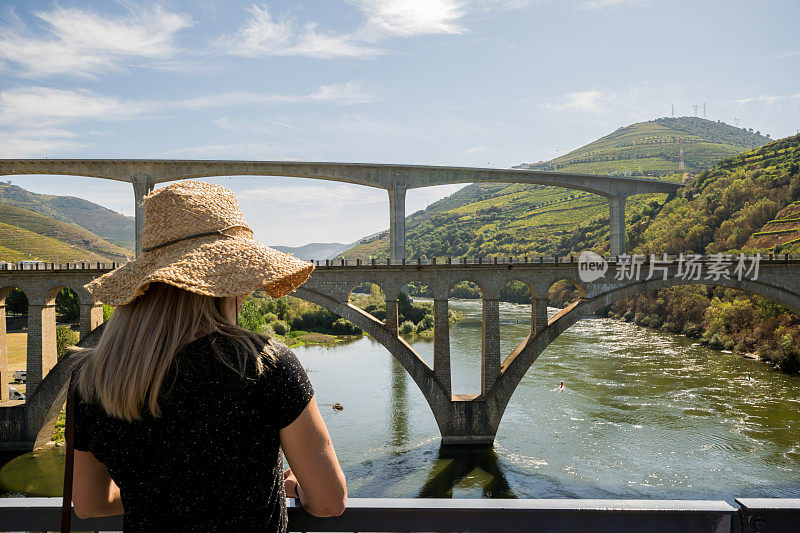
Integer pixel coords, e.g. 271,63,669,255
0,204,132,261
0,183,134,249
344,118,768,260
516,117,770,176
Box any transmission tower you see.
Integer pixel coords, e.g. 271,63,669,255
693,105,698,117
735,118,740,127
703,103,707,119
671,104,675,118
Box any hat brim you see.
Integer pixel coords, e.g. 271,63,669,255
84,234,314,306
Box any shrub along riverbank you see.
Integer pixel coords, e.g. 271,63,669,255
238,289,462,346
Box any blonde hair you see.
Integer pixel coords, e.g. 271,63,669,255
76,282,273,421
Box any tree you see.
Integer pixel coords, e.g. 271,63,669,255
56,288,80,322
237,300,264,333
57,326,79,360
5,288,27,315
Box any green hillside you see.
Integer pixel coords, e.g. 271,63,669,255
343,117,769,260
0,204,132,261
517,117,770,176
0,220,111,262
606,135,800,373
630,134,800,255
0,182,134,249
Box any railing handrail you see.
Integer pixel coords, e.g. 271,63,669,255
6,496,799,532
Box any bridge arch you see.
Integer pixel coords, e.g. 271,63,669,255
292,286,453,433
491,275,800,427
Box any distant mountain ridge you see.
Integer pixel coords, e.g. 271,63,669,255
272,242,356,261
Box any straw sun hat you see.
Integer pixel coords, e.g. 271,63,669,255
85,180,314,306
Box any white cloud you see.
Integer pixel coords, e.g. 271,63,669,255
0,87,147,126
580,0,643,9
0,128,87,158
353,0,467,38
721,93,800,106
0,4,193,77
541,90,608,112
216,1,536,59
213,4,381,58
0,83,379,126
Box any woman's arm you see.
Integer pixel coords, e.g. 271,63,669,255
72,450,124,519
279,396,347,517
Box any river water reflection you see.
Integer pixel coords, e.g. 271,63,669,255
2,298,799,501
296,298,800,501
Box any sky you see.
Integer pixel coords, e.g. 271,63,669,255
0,0,798,247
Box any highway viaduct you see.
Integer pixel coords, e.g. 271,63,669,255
0,159,681,258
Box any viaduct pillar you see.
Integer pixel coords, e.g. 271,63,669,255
26,303,57,397
481,297,501,396
609,193,628,257
433,297,452,396
133,177,154,257
79,302,104,339
533,296,549,336
385,298,399,336
388,185,407,262
0,302,7,402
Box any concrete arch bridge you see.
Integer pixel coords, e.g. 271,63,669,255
1,256,798,450
0,159,681,258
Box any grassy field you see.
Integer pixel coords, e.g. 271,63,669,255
5,332,27,395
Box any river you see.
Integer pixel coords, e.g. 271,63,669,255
2,298,799,501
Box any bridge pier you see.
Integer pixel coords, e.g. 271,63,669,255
385,298,399,336
433,298,451,395
481,298,501,395
609,193,627,256
439,396,499,446
133,177,154,257
25,303,57,397
79,302,104,339
533,297,548,336
388,185,407,262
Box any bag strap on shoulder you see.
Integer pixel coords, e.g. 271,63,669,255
61,368,81,533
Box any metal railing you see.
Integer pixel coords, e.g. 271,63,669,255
2,497,799,532
313,254,800,268
0,254,798,271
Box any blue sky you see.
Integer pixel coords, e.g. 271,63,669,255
0,0,798,246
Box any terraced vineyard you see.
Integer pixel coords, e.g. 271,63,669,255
0,184,134,262
517,117,769,176
343,117,767,260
